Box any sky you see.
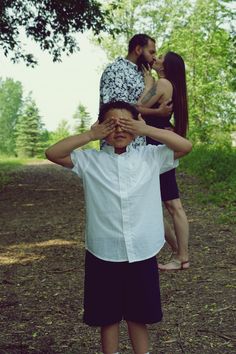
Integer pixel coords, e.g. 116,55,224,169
0,33,109,131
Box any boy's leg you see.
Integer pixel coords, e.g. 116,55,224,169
127,321,149,354
101,322,120,354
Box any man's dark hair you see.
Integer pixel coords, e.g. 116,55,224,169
128,33,155,53
98,101,139,123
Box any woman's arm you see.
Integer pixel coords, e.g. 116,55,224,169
45,118,115,168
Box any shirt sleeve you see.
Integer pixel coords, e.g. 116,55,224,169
146,145,179,173
100,63,129,103
70,150,90,178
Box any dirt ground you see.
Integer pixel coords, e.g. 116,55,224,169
0,162,235,354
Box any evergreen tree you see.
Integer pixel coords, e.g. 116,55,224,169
15,96,44,158
0,78,23,155
73,103,98,149
73,103,92,134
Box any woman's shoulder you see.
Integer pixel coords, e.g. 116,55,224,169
156,78,173,96
157,78,172,87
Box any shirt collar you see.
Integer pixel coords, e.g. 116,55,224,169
102,141,134,156
117,57,139,71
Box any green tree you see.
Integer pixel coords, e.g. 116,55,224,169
73,103,92,134
0,78,23,155
161,0,236,142
15,96,45,157
0,0,116,66
48,120,71,146
73,103,98,149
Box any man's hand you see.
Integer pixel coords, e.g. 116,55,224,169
89,117,116,141
142,64,155,89
119,114,147,136
158,100,173,117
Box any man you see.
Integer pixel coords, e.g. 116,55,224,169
100,33,172,149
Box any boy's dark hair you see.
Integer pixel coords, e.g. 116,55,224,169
128,33,155,53
98,101,139,123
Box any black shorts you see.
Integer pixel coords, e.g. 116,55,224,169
160,168,179,202
83,251,163,327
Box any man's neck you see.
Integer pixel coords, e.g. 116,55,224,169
126,53,137,65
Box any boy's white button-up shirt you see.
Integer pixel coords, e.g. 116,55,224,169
71,144,178,263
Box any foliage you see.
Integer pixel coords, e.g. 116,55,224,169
95,0,236,144
73,103,98,149
14,95,45,158
73,104,92,134
0,0,116,66
181,143,236,224
160,0,236,143
0,158,25,190
0,78,23,155
46,120,71,149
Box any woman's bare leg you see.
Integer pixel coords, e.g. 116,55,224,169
159,198,189,270
163,218,178,253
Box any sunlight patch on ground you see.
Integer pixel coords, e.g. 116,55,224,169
7,239,78,250
0,252,45,265
0,239,78,265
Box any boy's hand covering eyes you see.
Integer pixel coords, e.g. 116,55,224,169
89,117,116,141
119,114,147,136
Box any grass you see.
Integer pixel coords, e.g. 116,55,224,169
0,157,42,190
180,144,236,224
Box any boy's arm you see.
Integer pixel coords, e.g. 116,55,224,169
45,118,115,168
145,126,192,159
120,115,192,159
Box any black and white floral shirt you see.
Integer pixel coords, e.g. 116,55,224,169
100,57,146,149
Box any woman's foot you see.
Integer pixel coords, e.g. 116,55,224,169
158,258,190,271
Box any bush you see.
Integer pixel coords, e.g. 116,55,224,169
181,144,236,224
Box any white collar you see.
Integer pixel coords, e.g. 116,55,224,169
102,141,135,156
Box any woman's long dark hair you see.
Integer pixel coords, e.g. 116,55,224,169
163,52,188,137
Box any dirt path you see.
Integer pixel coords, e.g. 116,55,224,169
0,162,235,354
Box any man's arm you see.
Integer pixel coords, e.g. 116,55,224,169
45,118,115,168
136,101,173,118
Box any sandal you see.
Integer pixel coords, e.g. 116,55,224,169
158,259,190,271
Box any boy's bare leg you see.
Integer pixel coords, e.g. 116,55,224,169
127,321,149,354
101,322,119,354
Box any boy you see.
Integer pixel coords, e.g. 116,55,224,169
45,101,192,354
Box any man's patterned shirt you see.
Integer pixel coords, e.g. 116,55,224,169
100,57,146,149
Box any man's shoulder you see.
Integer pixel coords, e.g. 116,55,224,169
103,57,135,73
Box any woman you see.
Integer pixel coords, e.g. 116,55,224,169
136,51,190,271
